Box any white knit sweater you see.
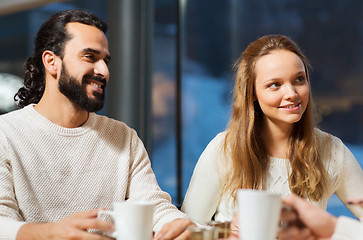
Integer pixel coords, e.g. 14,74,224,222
0,105,186,240
332,216,363,240
182,130,363,225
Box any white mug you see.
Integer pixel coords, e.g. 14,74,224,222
98,201,155,240
237,190,281,240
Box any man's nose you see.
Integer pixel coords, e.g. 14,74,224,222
94,60,109,80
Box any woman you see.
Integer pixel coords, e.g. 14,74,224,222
181,35,363,225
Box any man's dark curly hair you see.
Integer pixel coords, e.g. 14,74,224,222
14,9,107,108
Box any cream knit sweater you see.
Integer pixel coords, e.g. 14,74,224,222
0,105,186,239
182,130,363,225
332,216,363,240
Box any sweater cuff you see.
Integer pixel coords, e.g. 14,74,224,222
331,216,363,240
0,218,26,240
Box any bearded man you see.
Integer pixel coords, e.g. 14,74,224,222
0,9,193,240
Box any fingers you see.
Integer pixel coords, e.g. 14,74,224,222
74,218,114,232
65,225,115,240
229,212,240,238
70,208,101,219
40,221,112,240
155,218,195,240
17,210,113,240
173,227,192,240
155,219,191,240
298,228,315,240
280,207,297,223
226,234,239,240
278,225,299,240
62,209,114,239
62,209,114,233
66,230,110,240
282,194,337,238
228,228,239,240
282,194,309,215
278,226,315,240
230,212,239,230
102,236,116,240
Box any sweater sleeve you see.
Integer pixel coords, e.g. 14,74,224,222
333,141,363,218
126,129,187,232
181,133,225,225
0,131,26,240
331,216,363,240
0,218,25,240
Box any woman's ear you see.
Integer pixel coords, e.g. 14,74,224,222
42,50,60,76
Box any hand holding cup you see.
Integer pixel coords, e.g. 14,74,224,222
98,201,155,240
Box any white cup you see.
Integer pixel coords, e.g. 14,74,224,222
237,190,281,240
98,201,155,240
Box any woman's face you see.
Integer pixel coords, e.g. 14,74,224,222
254,50,309,129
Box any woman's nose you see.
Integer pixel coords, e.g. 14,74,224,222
284,85,298,99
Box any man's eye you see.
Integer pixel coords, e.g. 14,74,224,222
85,54,95,60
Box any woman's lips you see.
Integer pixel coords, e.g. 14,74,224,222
279,102,301,110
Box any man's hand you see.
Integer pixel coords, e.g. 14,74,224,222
17,209,114,240
154,218,195,240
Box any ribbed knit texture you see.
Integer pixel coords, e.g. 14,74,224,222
181,130,363,225
0,105,186,239
332,216,363,240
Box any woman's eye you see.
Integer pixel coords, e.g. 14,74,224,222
268,83,280,89
296,76,306,83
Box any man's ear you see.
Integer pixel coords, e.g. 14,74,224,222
42,50,60,76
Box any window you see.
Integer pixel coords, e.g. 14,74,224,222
1,0,362,219
152,0,363,218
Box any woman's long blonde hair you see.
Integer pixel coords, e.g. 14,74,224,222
223,35,328,202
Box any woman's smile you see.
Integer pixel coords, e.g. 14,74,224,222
254,49,309,127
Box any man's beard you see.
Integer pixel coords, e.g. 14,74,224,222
58,64,106,112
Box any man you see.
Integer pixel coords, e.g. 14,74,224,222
0,9,192,240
